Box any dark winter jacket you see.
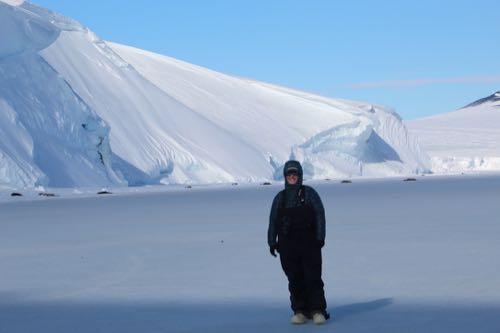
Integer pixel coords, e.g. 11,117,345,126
267,160,326,247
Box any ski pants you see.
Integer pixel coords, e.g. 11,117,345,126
278,231,327,314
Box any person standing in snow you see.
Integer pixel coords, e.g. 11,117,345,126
268,160,329,325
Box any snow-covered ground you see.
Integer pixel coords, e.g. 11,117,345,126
0,1,429,189
1,175,499,332
407,91,500,173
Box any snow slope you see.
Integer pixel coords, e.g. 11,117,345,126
1,175,500,332
0,1,429,189
0,1,124,188
0,0,23,6
407,92,500,173
107,43,429,180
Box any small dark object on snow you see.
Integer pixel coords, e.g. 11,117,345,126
262,182,272,185
341,180,352,184
10,192,23,197
324,178,331,181
404,178,417,182
97,190,112,195
232,182,238,186
39,192,56,197
185,185,192,189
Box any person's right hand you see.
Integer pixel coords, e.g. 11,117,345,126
270,244,279,257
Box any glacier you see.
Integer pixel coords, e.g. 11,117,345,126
407,91,500,174
0,1,123,188
0,1,430,189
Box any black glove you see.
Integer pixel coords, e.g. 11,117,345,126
317,239,325,249
270,244,279,257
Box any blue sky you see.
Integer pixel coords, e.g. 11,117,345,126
33,0,500,119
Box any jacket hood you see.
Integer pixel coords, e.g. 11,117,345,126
283,160,303,188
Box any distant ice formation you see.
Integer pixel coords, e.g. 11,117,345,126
0,1,430,188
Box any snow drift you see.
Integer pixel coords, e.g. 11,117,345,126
0,1,429,188
0,1,123,188
407,91,500,173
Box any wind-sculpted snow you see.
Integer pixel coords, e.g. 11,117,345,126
104,43,429,181
0,1,430,188
0,53,124,187
407,91,500,174
0,100,42,187
0,0,24,6
0,2,58,58
0,1,123,188
0,1,85,59
288,121,404,179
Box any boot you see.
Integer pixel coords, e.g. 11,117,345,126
312,312,326,325
290,312,308,325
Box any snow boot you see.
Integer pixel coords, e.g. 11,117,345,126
312,312,326,325
290,312,308,325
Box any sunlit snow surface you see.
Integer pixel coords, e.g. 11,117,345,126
1,175,499,332
0,1,123,188
0,0,23,6
0,1,429,189
407,92,500,174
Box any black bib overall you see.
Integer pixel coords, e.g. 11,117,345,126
277,190,327,314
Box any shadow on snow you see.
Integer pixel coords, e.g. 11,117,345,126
1,296,500,332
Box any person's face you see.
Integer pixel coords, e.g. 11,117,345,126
286,171,299,185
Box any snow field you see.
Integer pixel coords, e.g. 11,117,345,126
1,175,499,332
